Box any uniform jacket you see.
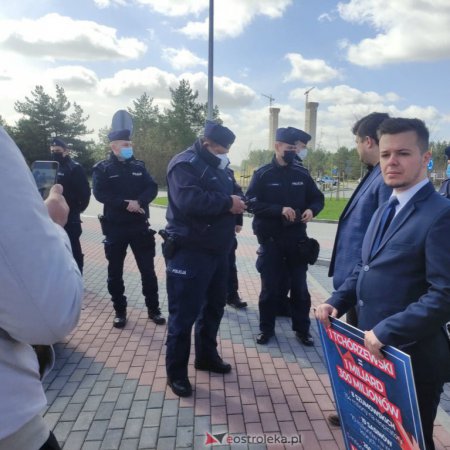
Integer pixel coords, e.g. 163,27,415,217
92,153,158,231
0,127,83,441
56,156,91,223
246,157,324,242
328,164,391,289
328,182,450,383
439,178,450,198
165,139,243,254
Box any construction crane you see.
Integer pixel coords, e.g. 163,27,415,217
304,86,315,104
262,93,275,107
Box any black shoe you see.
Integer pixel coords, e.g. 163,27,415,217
296,331,314,346
256,333,273,345
167,377,192,397
195,358,232,374
226,295,248,309
113,313,127,329
327,413,341,427
148,310,166,325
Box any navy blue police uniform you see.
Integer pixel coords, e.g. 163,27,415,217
164,124,243,396
246,128,324,345
92,142,162,326
51,138,91,273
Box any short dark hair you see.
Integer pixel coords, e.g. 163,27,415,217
377,118,429,153
352,112,390,144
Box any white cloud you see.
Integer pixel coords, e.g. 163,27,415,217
178,0,292,40
337,0,450,66
0,13,147,61
162,47,207,70
290,84,399,105
45,66,99,90
178,72,257,108
284,53,340,84
93,0,127,8
99,67,178,97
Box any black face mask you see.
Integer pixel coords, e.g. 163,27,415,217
282,151,296,165
52,153,66,164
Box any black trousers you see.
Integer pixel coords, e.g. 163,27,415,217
166,248,228,380
256,238,311,335
65,221,83,273
227,237,239,299
39,431,61,450
104,229,159,314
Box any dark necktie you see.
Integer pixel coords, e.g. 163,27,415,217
371,196,399,256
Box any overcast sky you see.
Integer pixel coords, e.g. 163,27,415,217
1,0,450,164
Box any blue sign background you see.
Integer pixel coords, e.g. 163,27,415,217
318,317,425,450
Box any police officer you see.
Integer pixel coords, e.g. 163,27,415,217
92,129,165,328
246,127,324,346
164,121,246,397
50,137,91,273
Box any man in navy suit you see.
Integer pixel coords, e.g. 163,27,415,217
327,112,391,427
317,118,450,450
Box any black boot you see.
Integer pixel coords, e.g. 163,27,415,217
113,311,127,328
226,294,247,309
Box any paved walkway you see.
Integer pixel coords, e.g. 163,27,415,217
42,208,450,449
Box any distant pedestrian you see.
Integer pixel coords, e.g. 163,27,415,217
438,145,450,198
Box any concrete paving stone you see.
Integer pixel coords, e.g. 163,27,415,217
175,426,194,448
138,427,158,449
49,375,71,390
49,396,72,414
147,392,165,409
118,439,139,450
115,393,134,410
44,412,62,430
81,441,102,450
60,403,83,422
194,415,211,436
97,368,115,381
108,409,129,429
73,411,96,431
129,400,148,419
94,402,116,421
158,416,177,438
144,409,162,428
62,430,88,450
87,362,106,376
99,429,123,449
103,387,122,403
156,437,176,450
177,407,194,427
54,420,75,443
161,399,179,417
85,420,109,441
109,374,127,388
45,389,61,405
311,419,334,441
82,395,103,412
121,379,139,393
70,388,92,404
60,381,81,397
123,418,144,439
80,375,99,390
134,385,151,401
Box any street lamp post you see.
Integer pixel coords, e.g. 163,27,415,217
207,0,214,120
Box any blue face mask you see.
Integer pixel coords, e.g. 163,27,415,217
120,147,133,160
282,150,296,165
446,163,450,179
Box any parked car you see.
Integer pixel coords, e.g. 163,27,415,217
317,175,337,186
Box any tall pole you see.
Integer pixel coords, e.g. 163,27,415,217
207,0,214,120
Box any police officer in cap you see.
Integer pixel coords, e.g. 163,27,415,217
164,121,246,397
92,129,165,328
246,127,324,346
50,137,91,273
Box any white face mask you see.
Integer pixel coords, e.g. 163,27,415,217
297,148,308,160
217,154,229,170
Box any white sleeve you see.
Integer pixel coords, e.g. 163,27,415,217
0,127,83,345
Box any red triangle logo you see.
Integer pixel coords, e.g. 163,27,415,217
205,432,220,445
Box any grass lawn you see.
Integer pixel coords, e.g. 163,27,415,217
152,196,348,221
